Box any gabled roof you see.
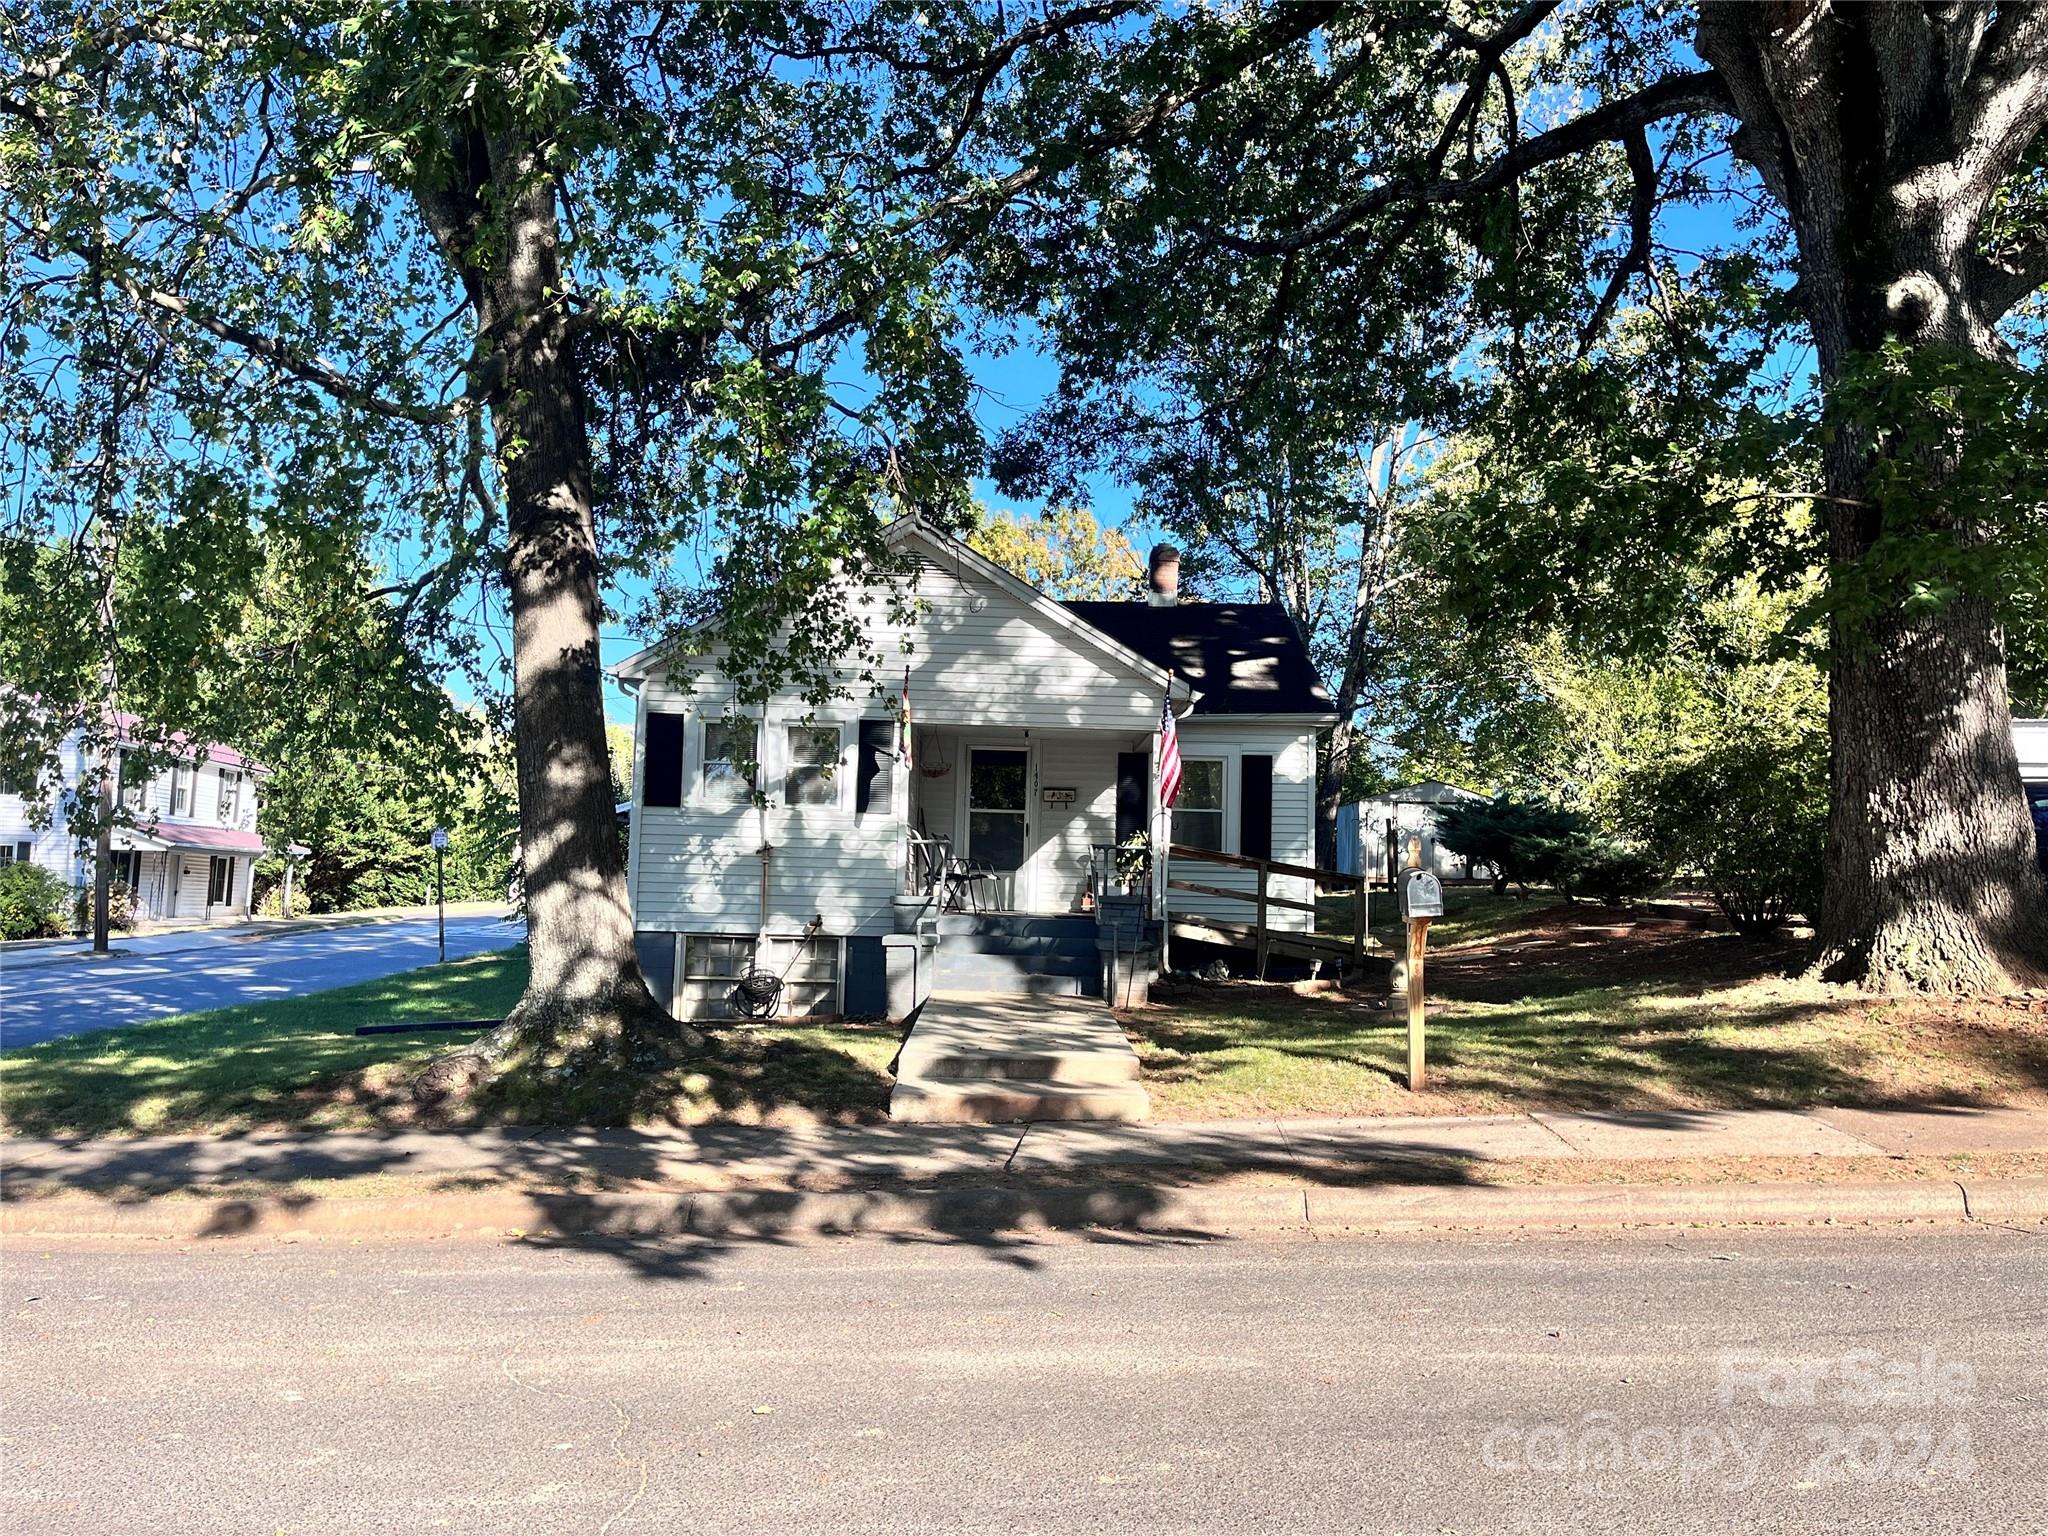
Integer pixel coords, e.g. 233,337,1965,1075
611,518,1191,700
1062,602,1336,719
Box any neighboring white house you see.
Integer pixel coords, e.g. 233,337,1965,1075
1336,781,1497,884
612,519,1338,1019
0,712,268,924
2019,718,2048,873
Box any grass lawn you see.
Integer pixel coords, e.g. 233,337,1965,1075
1132,910,2048,1120
1316,885,1551,951
1,947,899,1139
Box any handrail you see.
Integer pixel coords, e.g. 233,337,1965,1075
1163,842,1368,979
1166,843,1366,887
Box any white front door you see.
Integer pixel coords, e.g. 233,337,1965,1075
964,745,1034,910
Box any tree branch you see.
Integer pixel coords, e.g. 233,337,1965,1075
1976,232,2048,317
1577,125,1658,356
113,273,468,425
1196,69,1731,257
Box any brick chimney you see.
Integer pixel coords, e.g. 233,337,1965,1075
1147,542,1180,605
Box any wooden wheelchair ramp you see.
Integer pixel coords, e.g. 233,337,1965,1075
889,991,1149,1124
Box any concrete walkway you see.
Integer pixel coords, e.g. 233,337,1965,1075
889,991,1149,1123
7,1103,2045,1199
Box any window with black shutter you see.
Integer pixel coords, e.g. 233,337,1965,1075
644,711,685,808
856,719,898,815
1240,754,1274,862
1115,752,1149,845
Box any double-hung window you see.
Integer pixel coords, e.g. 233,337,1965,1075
1175,759,1227,852
169,762,192,818
784,725,840,807
700,718,756,805
217,770,242,825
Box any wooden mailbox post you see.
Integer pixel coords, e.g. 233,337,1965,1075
1397,836,1444,1092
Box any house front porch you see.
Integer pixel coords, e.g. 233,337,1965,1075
900,723,1157,919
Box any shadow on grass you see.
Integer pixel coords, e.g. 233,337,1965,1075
0,948,899,1141
1132,924,2048,1117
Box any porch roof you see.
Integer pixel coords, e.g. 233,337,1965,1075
114,821,265,856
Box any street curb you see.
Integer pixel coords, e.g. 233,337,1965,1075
5,1177,2043,1243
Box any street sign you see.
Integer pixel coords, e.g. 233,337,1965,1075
430,827,449,850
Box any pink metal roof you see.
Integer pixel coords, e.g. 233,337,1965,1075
137,822,267,855
112,711,265,774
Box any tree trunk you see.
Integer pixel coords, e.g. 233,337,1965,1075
412,146,693,1106
1315,718,1350,869
1699,3,2048,992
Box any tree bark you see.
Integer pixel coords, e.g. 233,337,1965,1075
1699,3,2048,992
411,134,692,1103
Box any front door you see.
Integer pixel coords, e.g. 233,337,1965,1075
965,747,1032,909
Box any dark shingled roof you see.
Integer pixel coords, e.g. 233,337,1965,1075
1062,602,1335,717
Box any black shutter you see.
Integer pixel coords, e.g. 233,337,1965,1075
644,711,685,808
857,719,898,815
1115,752,1149,845
1240,754,1274,861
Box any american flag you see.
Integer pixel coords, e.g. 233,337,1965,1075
899,666,913,769
1158,683,1182,807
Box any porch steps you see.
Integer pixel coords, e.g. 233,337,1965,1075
889,992,1149,1124
929,912,1103,998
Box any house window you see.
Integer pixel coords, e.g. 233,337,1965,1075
700,718,756,805
681,933,759,1019
784,725,840,806
207,855,233,905
169,763,192,818
1175,759,1227,852
117,750,149,810
217,770,241,825
106,849,141,888
0,843,18,865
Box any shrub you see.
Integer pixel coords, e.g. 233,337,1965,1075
1638,737,1826,934
72,878,138,933
1556,840,1666,906
1432,797,1592,894
0,862,70,939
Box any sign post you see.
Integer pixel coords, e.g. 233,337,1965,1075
1397,837,1444,1092
431,827,449,962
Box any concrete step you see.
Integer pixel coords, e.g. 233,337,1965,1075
932,950,1097,979
934,933,1101,958
927,965,1098,998
934,913,1097,941
896,1033,1142,1086
889,1076,1150,1125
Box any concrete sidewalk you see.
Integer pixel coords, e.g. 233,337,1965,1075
7,1103,2046,1199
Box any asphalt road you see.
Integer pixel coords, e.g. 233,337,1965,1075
0,915,525,1048
3,1225,2041,1534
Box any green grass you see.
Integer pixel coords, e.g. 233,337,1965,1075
1,947,899,1138
1134,928,2048,1121
1316,885,1549,950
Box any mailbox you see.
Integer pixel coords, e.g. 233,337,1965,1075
1399,868,1445,920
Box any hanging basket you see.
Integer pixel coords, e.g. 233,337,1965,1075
917,736,953,779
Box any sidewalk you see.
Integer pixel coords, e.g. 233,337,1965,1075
5,1104,2045,1240
0,902,514,975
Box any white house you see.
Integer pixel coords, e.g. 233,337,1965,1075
1337,780,1496,884
612,521,1338,1020
0,712,268,924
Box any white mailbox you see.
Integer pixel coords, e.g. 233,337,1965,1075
1399,868,1445,920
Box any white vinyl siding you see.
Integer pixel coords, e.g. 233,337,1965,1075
1160,724,1318,933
